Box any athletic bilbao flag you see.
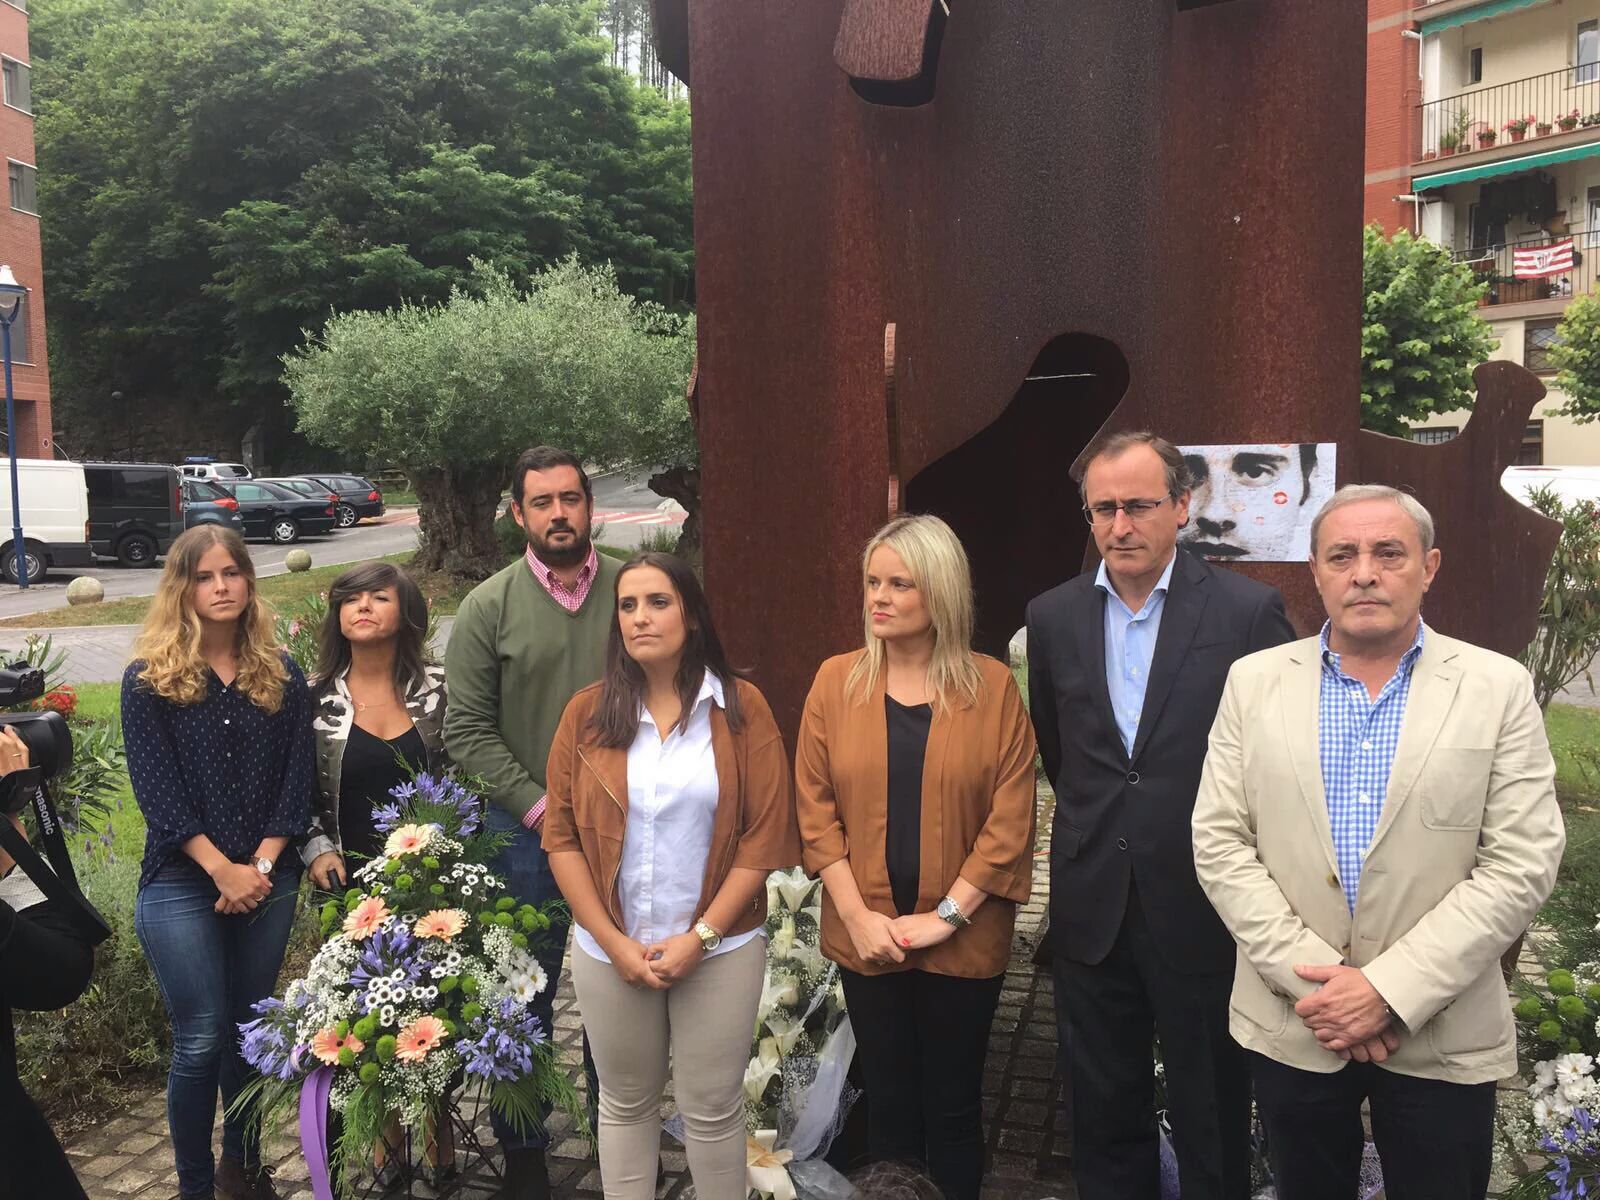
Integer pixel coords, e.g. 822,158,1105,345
1513,239,1575,279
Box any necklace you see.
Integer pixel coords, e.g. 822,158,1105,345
354,697,399,713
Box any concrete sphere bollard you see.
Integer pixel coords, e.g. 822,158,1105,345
66,576,105,606
285,549,313,573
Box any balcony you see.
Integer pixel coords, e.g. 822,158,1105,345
1453,227,1596,310
1418,65,1600,161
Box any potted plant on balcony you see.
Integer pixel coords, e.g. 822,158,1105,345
1438,130,1460,156
1537,119,1554,136
1505,115,1535,142
1560,108,1582,131
1583,112,1600,128
1476,126,1499,149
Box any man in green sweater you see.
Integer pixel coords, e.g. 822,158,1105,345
445,446,622,1200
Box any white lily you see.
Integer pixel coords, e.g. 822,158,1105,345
764,1013,805,1055
786,938,828,981
743,1037,783,1104
774,868,819,914
770,915,797,961
747,1130,796,1200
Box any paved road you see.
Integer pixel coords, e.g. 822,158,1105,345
0,468,686,625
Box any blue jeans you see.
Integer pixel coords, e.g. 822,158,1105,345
135,860,302,1199
485,805,594,1152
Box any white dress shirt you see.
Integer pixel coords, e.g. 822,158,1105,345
575,671,763,964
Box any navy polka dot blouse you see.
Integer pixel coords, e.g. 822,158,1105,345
122,657,314,889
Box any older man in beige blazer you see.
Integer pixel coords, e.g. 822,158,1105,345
1192,484,1564,1200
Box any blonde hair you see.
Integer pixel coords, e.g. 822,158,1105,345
133,525,288,712
845,514,983,714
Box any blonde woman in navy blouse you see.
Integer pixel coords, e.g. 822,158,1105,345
123,526,313,1200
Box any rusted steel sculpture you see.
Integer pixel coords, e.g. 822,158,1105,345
653,0,1558,736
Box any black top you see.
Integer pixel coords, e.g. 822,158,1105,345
884,694,933,918
339,723,428,861
122,658,314,889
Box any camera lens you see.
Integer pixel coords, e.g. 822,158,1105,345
0,711,71,780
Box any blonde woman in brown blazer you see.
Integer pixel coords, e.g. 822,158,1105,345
796,514,1037,1200
543,552,801,1200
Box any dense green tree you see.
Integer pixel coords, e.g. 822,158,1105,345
285,260,694,578
1361,224,1499,436
1551,295,1600,424
32,0,693,465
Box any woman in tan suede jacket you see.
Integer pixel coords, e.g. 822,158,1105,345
796,514,1036,1200
542,552,800,1200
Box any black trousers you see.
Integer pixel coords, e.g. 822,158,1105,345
1251,1052,1497,1200
1055,885,1251,1200
840,966,1004,1200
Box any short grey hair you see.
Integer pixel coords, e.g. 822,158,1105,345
1309,484,1435,555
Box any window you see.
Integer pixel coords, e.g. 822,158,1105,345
1412,427,1460,444
8,161,36,215
3,59,30,115
233,484,268,502
1467,46,1483,85
1526,320,1563,374
1579,20,1599,86
1517,421,1545,466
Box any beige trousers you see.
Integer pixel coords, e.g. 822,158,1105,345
570,936,766,1200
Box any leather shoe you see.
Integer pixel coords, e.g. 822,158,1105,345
500,1146,552,1200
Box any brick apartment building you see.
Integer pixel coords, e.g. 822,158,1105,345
1368,0,1600,465
0,0,49,460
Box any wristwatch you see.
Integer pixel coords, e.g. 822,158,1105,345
254,857,275,877
936,896,970,929
693,921,723,952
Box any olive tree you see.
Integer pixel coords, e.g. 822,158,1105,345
285,259,695,578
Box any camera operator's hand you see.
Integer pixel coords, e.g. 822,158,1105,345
210,862,271,913
308,852,347,891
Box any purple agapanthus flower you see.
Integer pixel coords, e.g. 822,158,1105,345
371,802,403,834
239,998,298,1081
349,923,423,1008
462,997,546,1082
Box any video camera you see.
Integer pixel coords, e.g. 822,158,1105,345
0,660,108,943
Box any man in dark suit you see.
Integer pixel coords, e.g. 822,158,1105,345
1025,431,1295,1200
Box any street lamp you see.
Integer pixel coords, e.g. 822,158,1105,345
0,265,29,587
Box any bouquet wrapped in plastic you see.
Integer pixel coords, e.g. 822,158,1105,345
236,773,579,1198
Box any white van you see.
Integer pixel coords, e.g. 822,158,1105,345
1501,465,1600,509
0,459,92,584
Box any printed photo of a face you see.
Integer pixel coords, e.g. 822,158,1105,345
1177,443,1336,563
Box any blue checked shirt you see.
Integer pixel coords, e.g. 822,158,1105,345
1318,620,1425,913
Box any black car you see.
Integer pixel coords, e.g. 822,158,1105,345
82,463,185,567
224,481,337,543
294,474,385,529
182,478,246,534
258,477,338,507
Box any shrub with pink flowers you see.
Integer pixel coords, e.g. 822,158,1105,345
235,772,579,1196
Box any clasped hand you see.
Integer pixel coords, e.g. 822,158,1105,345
1293,963,1400,1063
213,862,271,915
845,909,957,967
608,931,706,990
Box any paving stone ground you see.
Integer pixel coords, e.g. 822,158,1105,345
62,789,1073,1200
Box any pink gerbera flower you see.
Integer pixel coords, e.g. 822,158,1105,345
309,1027,366,1066
414,909,467,941
384,823,430,857
342,896,392,940
395,1015,449,1062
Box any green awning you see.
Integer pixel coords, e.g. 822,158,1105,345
1413,139,1600,190
1419,0,1550,36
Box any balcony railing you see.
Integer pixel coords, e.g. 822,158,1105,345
1452,226,1597,308
1419,65,1600,159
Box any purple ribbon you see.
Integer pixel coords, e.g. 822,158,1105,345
299,1066,336,1200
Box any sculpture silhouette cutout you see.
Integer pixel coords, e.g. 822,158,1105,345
651,0,1558,735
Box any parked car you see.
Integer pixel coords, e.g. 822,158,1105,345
0,459,93,584
257,477,339,508
82,462,184,568
182,478,245,533
179,459,254,483
294,474,385,528
223,480,336,543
